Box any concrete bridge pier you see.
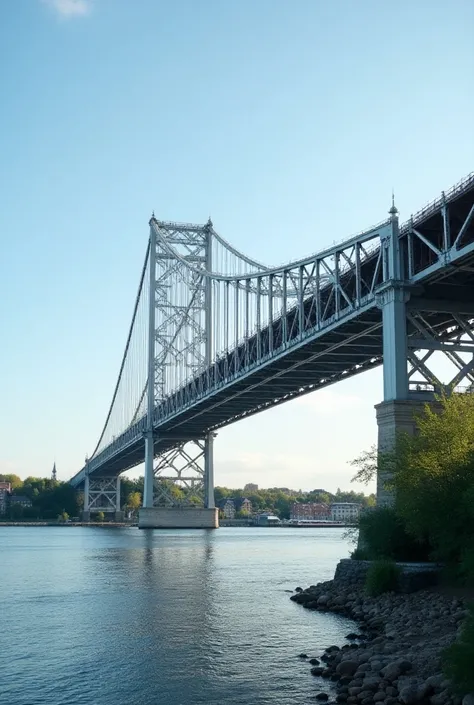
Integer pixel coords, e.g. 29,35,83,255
138,433,218,529
375,400,430,506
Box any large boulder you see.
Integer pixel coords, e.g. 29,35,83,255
425,675,445,691
336,661,359,678
430,692,450,705
399,683,430,704
380,663,402,682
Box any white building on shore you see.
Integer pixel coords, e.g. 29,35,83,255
330,503,361,522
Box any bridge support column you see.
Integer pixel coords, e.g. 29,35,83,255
374,200,450,505
204,433,215,509
114,476,123,522
143,431,154,508
82,471,90,522
375,200,410,506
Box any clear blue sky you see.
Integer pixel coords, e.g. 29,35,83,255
1,0,473,491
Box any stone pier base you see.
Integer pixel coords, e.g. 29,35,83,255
82,510,90,522
375,399,442,506
138,507,219,529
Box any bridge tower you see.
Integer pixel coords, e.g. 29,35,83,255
375,196,474,505
139,217,218,529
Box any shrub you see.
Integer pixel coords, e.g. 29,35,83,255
358,507,430,562
351,547,370,561
365,560,400,597
442,603,474,694
394,395,474,575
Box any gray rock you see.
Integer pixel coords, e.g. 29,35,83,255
309,658,321,665
397,660,413,674
380,664,402,682
363,678,382,691
430,692,449,705
316,694,329,701
399,683,430,705
399,686,421,704
425,675,444,691
349,688,362,696
357,691,374,701
311,667,325,677
373,693,385,702
462,696,474,705
337,695,349,703
337,661,359,678
318,595,330,606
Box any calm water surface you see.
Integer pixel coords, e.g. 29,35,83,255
1,527,354,705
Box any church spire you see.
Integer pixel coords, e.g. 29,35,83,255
52,462,57,482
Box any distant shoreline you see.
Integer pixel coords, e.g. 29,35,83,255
0,521,352,529
0,521,133,528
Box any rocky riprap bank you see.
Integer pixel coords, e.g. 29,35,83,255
291,573,473,705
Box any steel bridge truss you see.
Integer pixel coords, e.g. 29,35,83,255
84,476,120,515
72,173,474,507
152,440,205,507
406,310,474,394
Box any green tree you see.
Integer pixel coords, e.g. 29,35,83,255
58,511,69,523
0,474,23,490
97,511,105,522
350,446,378,485
9,504,24,520
127,492,142,515
393,394,474,576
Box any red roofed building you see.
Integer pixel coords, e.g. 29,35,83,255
290,502,331,521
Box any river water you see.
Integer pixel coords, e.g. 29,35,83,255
1,526,354,705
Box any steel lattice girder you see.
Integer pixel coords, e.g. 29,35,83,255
87,477,118,512
152,440,205,507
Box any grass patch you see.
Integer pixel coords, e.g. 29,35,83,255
365,560,401,597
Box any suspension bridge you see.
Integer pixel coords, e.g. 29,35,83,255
70,174,474,528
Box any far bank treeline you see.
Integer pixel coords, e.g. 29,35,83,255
0,472,375,521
